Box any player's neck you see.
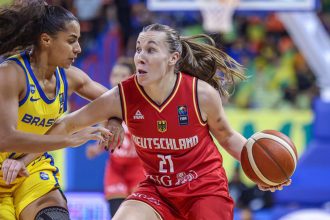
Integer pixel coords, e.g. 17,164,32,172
29,49,57,81
144,72,177,105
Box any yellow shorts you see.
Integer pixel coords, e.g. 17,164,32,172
0,153,61,219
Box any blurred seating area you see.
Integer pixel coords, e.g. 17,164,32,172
0,0,326,110
44,0,327,111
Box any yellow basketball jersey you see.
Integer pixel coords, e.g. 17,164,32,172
0,52,68,162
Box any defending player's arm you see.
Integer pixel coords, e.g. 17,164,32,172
48,86,123,137
0,62,109,153
66,66,108,100
197,79,247,161
66,67,124,150
13,67,123,164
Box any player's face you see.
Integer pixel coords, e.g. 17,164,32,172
48,20,81,68
134,31,175,86
109,65,131,86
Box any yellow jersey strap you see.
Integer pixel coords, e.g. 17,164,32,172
6,52,68,112
6,52,31,106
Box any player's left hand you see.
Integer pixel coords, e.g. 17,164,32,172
1,158,29,185
258,179,291,192
103,118,124,152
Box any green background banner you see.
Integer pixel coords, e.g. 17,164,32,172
218,109,313,185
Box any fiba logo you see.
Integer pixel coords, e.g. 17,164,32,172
177,105,188,125
178,106,187,115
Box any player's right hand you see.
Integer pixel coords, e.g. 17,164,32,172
69,126,112,148
1,158,29,185
258,179,292,192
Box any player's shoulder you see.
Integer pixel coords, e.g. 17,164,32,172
0,59,21,73
63,65,90,85
64,65,84,78
0,60,25,83
0,60,26,93
196,79,218,98
196,79,222,110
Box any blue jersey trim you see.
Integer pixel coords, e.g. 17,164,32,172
22,53,60,104
8,153,16,159
59,68,68,112
44,152,60,187
7,55,31,107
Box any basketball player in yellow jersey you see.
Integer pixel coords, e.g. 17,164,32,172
0,1,122,220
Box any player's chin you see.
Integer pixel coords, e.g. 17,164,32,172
136,74,149,85
61,62,73,69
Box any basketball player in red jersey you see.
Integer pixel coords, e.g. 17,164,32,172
48,23,291,220
86,57,145,217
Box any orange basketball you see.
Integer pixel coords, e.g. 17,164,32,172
240,130,298,187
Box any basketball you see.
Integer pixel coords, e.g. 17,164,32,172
240,130,298,187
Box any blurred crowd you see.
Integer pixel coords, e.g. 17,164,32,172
225,14,319,109
3,0,329,109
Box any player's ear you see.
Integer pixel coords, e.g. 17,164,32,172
169,52,180,66
40,33,52,48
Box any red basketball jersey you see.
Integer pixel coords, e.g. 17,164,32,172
119,72,228,188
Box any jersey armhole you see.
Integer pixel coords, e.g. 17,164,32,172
193,78,207,126
118,83,127,125
7,58,30,107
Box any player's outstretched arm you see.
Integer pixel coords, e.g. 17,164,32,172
197,79,247,161
0,62,110,153
47,86,123,140
66,67,125,150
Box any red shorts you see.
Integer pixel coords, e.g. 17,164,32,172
126,170,234,220
104,158,145,199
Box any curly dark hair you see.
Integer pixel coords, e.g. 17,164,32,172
0,0,78,55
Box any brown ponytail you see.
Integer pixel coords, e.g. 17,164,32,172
142,23,246,97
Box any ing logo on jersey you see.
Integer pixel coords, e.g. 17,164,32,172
40,172,49,180
157,120,167,133
133,110,144,119
177,105,188,125
30,84,36,94
59,92,64,113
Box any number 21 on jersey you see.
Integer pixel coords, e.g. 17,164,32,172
157,154,174,173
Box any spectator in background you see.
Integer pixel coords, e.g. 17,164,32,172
293,52,318,108
229,164,248,208
229,165,273,220
113,0,133,53
240,184,274,212
86,57,145,217
125,0,154,56
73,0,104,51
